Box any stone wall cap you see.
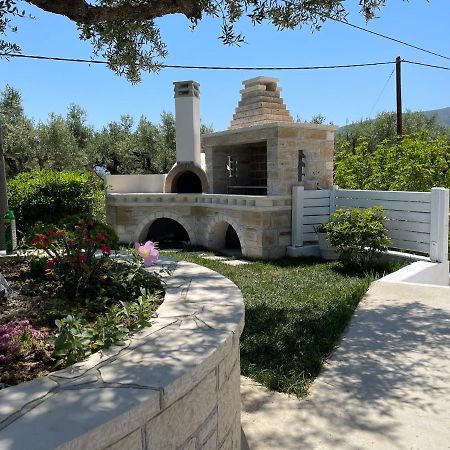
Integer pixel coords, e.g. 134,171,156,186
0,260,244,450
243,76,279,86
203,121,338,139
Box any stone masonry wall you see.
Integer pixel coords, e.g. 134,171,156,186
0,261,244,450
106,195,292,259
203,122,336,197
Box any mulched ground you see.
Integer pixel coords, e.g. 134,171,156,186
0,256,163,388
0,257,56,386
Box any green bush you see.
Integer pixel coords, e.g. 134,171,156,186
324,206,391,268
7,170,103,235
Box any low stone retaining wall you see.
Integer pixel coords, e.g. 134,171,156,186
0,260,245,450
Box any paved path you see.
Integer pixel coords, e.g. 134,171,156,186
241,281,450,450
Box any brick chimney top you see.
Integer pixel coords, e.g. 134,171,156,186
174,80,200,98
229,77,293,129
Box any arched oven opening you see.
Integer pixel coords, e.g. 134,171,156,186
173,171,202,193
164,162,209,193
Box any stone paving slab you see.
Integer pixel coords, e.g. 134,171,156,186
222,260,252,266
241,280,450,450
200,255,229,261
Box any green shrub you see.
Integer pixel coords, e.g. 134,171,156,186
324,206,391,268
7,170,103,235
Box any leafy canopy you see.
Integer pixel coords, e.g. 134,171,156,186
0,1,389,82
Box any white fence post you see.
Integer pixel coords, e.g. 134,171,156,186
330,185,339,216
429,187,449,262
291,186,304,247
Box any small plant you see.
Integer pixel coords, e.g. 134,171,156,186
0,320,48,363
53,290,157,368
323,206,391,268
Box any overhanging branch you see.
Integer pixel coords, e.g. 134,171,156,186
26,0,203,24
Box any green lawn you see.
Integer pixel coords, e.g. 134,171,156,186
164,252,393,397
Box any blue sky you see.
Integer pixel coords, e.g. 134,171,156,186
0,0,449,130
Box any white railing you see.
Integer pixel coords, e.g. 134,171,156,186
292,186,449,263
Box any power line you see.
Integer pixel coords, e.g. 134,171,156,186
331,17,450,62
368,67,395,118
1,52,450,72
0,52,395,70
403,60,450,71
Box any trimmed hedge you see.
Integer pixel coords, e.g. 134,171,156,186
7,170,102,235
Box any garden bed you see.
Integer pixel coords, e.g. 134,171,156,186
0,225,164,388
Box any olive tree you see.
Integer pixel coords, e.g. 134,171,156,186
1,1,389,82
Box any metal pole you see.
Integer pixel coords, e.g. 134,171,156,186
396,56,403,136
0,121,9,251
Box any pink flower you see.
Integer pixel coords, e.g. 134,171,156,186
134,241,159,266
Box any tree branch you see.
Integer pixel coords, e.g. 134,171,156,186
26,0,203,24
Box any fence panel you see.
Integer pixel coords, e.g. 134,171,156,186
334,189,432,254
302,190,331,243
291,186,449,261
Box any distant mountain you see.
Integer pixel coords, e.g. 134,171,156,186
338,107,450,131
421,107,450,126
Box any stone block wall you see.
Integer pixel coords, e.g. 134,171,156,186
0,261,244,450
106,194,292,259
203,122,336,197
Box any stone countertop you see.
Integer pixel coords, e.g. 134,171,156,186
0,259,245,450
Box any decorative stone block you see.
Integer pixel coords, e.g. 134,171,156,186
145,370,217,448
106,429,143,450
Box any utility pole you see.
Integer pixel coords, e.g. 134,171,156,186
0,121,8,251
396,56,403,136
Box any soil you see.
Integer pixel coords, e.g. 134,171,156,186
0,256,162,388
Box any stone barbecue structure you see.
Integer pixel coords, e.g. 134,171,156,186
106,77,336,259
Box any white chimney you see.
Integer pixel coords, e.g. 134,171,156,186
173,81,201,166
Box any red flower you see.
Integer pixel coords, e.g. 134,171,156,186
31,234,46,245
101,244,111,255
87,220,94,228
45,258,56,269
48,230,56,236
96,233,106,243
78,254,87,264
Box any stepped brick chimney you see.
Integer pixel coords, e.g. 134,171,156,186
230,77,293,129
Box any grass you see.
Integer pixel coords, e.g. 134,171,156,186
164,251,396,397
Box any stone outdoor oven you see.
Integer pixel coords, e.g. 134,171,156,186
164,81,209,194
106,77,336,259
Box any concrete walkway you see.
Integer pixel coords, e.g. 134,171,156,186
241,281,450,450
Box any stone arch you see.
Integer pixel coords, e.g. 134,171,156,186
164,162,210,193
206,215,246,255
134,212,196,244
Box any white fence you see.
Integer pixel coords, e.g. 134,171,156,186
291,186,449,263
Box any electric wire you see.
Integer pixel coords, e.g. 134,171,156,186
1,53,449,72
403,60,450,71
368,67,395,118
331,17,450,61
0,52,395,70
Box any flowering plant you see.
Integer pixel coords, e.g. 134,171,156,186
0,320,48,364
31,219,113,298
134,240,159,266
